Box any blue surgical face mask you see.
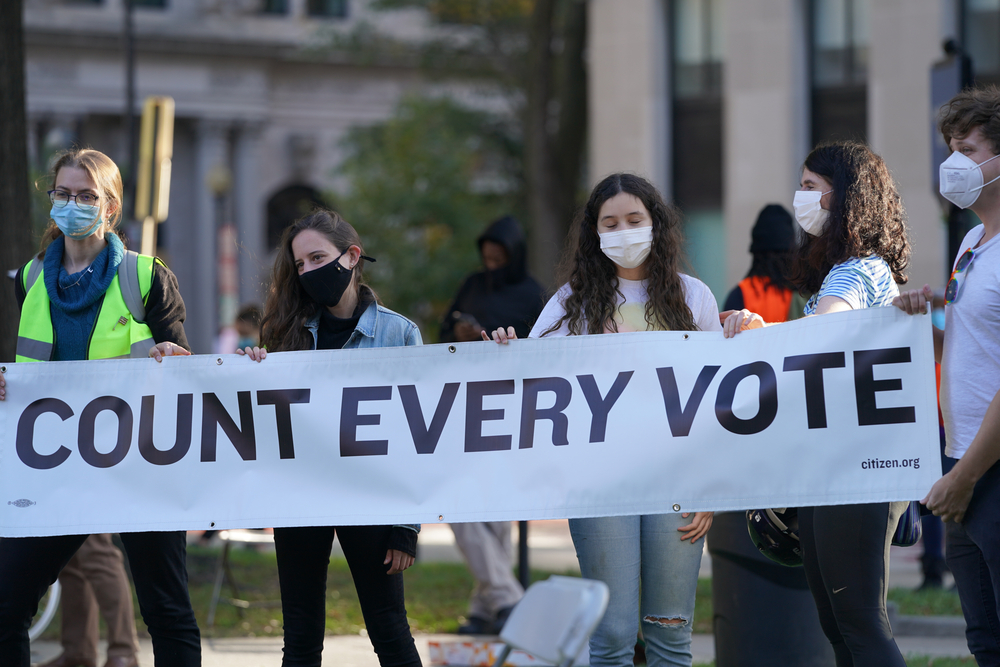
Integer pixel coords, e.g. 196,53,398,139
50,202,102,239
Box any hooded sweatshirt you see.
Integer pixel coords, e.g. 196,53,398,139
439,215,546,341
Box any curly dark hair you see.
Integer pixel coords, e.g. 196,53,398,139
541,173,697,336
938,84,1000,154
790,142,909,294
260,209,376,352
748,252,795,291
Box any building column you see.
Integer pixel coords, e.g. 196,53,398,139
868,0,945,290
587,0,670,193
191,119,230,354
233,122,267,307
722,0,810,290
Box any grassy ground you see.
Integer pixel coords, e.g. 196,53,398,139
693,661,975,667
888,586,964,617
30,543,962,641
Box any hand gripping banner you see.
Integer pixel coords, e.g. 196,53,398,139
1,307,939,537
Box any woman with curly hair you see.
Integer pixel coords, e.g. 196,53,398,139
724,141,910,666
239,209,422,667
486,172,719,667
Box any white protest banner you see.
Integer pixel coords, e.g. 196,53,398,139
1,307,938,537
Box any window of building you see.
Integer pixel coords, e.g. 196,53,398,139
261,0,287,14
130,0,168,8
267,185,329,249
965,0,1000,84
810,0,868,144
307,0,347,18
671,0,726,302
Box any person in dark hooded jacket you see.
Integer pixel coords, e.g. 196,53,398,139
440,215,545,342
440,215,544,634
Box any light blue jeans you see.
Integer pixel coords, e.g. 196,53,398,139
569,514,703,667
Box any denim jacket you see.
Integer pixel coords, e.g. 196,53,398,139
303,290,422,351
303,288,423,541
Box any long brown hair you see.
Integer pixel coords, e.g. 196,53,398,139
790,142,909,293
261,209,375,352
38,148,124,255
542,173,697,336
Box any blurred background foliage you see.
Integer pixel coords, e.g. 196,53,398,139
333,95,524,339
322,0,588,307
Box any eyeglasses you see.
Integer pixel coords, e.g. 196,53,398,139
48,190,99,209
945,248,975,305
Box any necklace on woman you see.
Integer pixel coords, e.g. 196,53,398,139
60,266,94,290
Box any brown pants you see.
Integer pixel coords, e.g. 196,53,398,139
58,534,139,664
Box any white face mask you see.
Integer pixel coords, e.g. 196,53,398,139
599,226,653,269
793,189,832,236
939,151,1000,209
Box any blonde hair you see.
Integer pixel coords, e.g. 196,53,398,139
39,148,124,254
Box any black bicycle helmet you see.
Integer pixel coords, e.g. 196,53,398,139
746,507,803,567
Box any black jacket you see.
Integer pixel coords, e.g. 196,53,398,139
439,216,546,342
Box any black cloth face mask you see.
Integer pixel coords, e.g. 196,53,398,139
298,249,377,307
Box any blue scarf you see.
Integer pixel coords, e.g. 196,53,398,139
43,234,125,361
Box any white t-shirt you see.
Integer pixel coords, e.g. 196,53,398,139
529,274,722,338
941,225,1000,458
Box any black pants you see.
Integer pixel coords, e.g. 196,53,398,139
273,525,420,667
947,459,1000,665
0,532,201,667
798,502,907,667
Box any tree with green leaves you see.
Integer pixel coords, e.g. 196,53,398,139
327,0,587,288
334,95,522,338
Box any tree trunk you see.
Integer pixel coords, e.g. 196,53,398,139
0,0,35,362
524,0,586,291
524,0,560,289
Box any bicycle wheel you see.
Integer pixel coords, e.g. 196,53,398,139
28,581,61,641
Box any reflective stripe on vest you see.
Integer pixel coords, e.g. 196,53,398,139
16,254,156,362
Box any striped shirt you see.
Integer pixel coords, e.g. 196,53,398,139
804,256,898,314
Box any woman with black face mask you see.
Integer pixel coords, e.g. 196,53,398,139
240,209,422,667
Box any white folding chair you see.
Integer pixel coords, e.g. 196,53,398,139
491,575,609,667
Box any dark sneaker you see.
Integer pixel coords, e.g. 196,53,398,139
457,615,494,635
493,605,516,634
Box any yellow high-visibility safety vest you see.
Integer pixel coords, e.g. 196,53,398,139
16,251,157,362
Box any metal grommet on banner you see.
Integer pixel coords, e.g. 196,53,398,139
0,366,6,373
211,521,216,527
438,515,444,521
216,358,223,365
672,504,681,512
448,346,456,353
683,334,689,340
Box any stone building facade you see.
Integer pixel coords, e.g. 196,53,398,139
24,0,440,352
587,0,996,301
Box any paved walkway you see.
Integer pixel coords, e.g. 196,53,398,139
29,632,973,667
30,520,971,665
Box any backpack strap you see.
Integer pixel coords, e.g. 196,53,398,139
24,258,43,293
117,251,147,323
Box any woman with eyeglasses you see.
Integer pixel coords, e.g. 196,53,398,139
0,148,201,667
723,141,910,666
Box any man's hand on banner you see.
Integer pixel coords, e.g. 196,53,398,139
720,310,765,338
482,326,518,344
893,285,934,315
149,342,191,362
677,512,713,543
385,548,414,574
236,346,267,362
